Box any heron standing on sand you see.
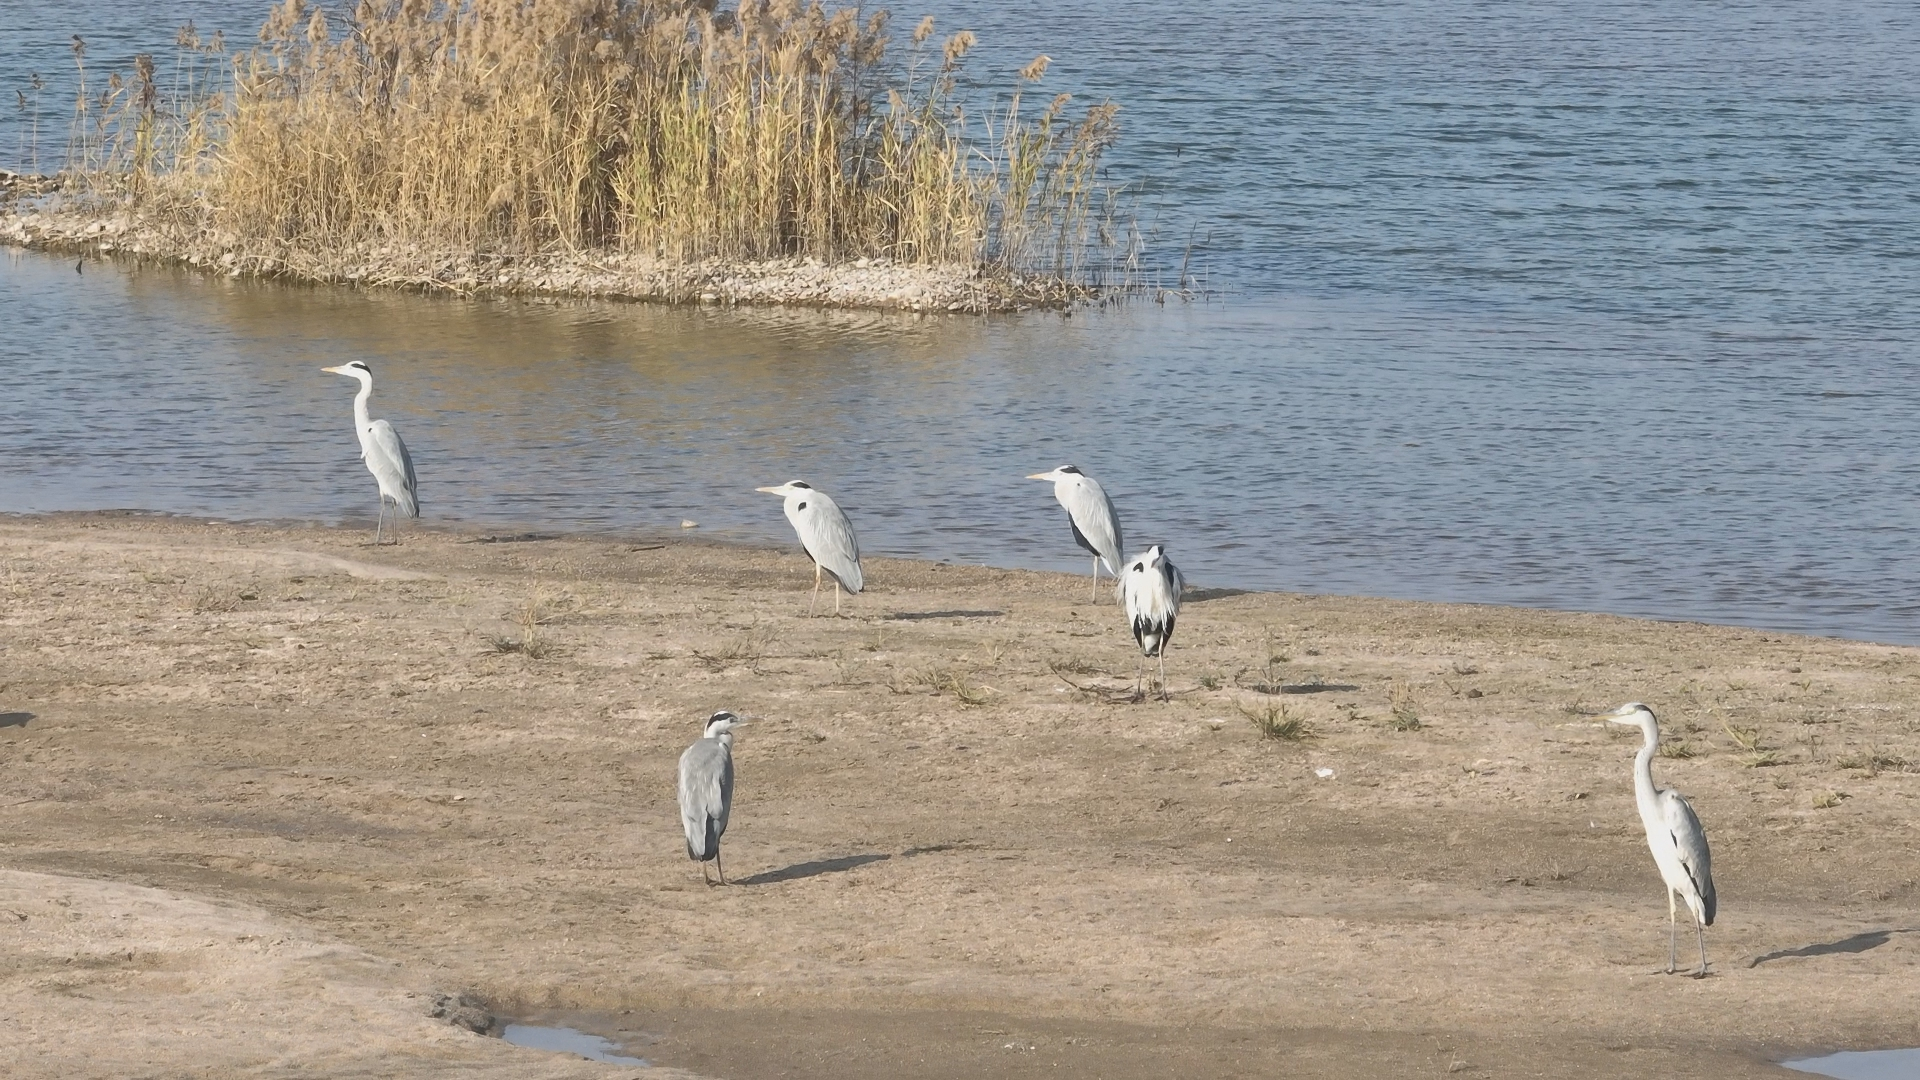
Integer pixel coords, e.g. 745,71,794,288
321,361,418,544
756,480,863,616
1028,465,1124,602
1604,702,1716,976
1120,544,1184,700
678,710,746,885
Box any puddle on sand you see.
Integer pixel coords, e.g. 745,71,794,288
1780,1048,1920,1080
501,1023,649,1067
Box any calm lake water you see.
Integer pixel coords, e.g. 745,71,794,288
4,1,1919,643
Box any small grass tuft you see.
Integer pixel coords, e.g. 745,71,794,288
692,625,776,672
191,586,241,613
1388,681,1422,732
1239,700,1314,742
1835,750,1909,776
1658,741,1698,759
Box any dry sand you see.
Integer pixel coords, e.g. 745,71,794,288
2,513,1918,1078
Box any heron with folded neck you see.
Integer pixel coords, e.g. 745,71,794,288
678,710,746,885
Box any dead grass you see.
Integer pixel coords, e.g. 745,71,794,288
692,625,777,672
1387,681,1421,732
1239,699,1314,742
895,664,990,705
486,599,558,659
42,1,1127,286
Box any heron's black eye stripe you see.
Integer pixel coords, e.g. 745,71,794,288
797,501,807,510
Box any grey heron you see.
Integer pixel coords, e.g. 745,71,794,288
321,361,419,544
1119,544,1184,700
1028,465,1124,602
755,480,863,616
678,710,746,886
1603,702,1716,976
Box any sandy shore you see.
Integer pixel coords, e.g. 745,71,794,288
0,182,1089,313
3,513,1918,1077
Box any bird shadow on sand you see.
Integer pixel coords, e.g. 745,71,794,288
457,532,561,544
1185,587,1251,603
1747,928,1920,968
887,610,1004,621
0,712,32,728
737,853,891,886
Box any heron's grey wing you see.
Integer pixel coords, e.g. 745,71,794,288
677,743,711,858
1061,479,1123,574
1162,557,1185,610
365,419,420,517
798,494,863,593
1661,789,1715,924
678,739,732,858
713,748,734,839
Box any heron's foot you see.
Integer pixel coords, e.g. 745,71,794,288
1687,966,1710,979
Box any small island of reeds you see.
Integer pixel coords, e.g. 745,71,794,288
2,0,1134,311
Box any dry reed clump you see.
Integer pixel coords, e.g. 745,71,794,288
170,0,1124,282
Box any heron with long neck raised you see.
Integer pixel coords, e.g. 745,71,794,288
1604,702,1717,977
321,361,419,544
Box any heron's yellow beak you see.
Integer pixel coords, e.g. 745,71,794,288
754,485,784,495
1599,704,1640,722
320,364,346,374
1025,472,1052,481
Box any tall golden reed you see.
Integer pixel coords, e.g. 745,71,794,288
180,0,1122,274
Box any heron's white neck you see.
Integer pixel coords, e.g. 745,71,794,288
347,374,373,430
1628,718,1662,820
713,730,733,749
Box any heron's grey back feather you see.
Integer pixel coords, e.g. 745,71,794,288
1660,788,1715,925
677,737,734,862
1121,549,1184,657
362,419,420,518
785,489,862,593
1054,475,1123,574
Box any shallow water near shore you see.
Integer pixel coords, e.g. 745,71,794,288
1781,1048,1920,1080
4,1,1920,643
500,1023,649,1067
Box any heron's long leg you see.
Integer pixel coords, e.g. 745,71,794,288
715,850,726,886
374,497,386,545
700,861,712,886
1091,556,1100,603
1693,909,1708,977
1666,888,1678,974
834,579,843,616
809,563,822,617
1158,649,1169,701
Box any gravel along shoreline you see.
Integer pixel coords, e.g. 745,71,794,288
1,181,1092,314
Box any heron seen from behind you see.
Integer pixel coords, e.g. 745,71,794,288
678,710,746,886
1120,544,1184,700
